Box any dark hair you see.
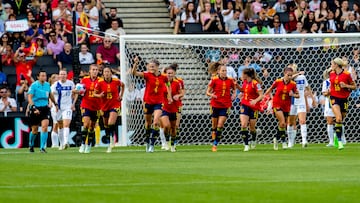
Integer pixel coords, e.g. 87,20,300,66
37,70,47,77
169,63,178,71
147,58,160,66
243,68,262,84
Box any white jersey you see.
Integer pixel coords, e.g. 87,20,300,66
292,75,308,105
51,80,75,110
322,79,335,117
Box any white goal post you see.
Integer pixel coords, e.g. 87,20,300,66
119,33,360,146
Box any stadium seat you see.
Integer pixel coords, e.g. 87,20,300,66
35,55,56,67
278,12,290,23
184,23,203,34
90,44,98,56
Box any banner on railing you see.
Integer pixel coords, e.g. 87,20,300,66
5,19,29,32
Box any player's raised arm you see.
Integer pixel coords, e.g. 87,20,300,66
131,56,144,77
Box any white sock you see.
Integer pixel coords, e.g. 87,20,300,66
327,124,334,145
291,129,296,146
341,125,346,144
51,131,59,147
287,126,293,146
159,128,166,146
300,124,307,144
58,128,64,147
64,127,70,145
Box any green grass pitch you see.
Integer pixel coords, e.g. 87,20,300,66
1,144,360,203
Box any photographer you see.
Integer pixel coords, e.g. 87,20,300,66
0,86,17,113
84,0,99,29
203,11,224,33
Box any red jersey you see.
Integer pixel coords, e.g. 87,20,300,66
95,78,122,111
176,77,184,107
80,76,100,111
162,78,182,113
15,60,36,86
208,76,235,108
241,79,262,110
143,72,168,105
329,70,354,99
271,78,297,112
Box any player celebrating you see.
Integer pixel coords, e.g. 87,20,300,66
28,70,58,153
206,62,237,152
265,67,299,150
287,64,316,148
51,69,77,150
160,65,184,152
94,66,125,153
239,68,263,152
132,57,172,153
78,64,100,153
328,58,356,150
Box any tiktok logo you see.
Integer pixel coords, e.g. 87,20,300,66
0,118,29,148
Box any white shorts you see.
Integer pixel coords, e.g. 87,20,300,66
324,105,335,117
50,106,58,124
289,104,307,116
56,109,73,121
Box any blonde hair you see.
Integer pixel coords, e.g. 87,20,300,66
288,63,298,72
323,68,332,79
48,74,58,85
333,57,345,67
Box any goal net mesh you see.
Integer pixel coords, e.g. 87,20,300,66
121,34,360,145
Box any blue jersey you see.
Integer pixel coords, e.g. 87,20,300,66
28,81,51,107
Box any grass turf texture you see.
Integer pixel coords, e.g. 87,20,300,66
1,144,360,203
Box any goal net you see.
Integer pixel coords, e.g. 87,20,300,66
119,33,360,146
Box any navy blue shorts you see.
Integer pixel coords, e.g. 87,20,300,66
161,110,177,121
240,105,259,119
330,96,349,113
81,108,99,122
143,103,162,114
103,108,121,118
211,107,230,118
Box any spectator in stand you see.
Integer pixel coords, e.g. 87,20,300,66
225,10,241,34
36,2,50,27
294,0,309,23
43,20,54,40
308,21,322,33
89,27,103,44
232,21,250,34
252,0,263,15
25,35,48,57
200,2,212,30
79,43,95,64
13,47,36,111
180,2,199,33
104,7,123,30
76,12,90,45
0,68,6,85
169,0,186,28
2,44,14,66
53,20,68,43
309,0,321,12
303,11,316,31
323,10,338,33
105,19,125,43
12,32,25,52
269,19,287,34
47,31,65,60
291,21,304,33
52,0,71,22
25,18,44,44
272,0,287,13
284,13,298,33
240,2,256,22
250,20,269,34
222,1,234,24
315,1,328,26
0,33,12,55
0,3,12,21
57,42,73,69
96,36,120,65
6,0,31,19
339,0,351,24
84,0,99,29
97,0,107,31
0,86,17,113
203,9,223,32
343,12,360,32
353,3,360,21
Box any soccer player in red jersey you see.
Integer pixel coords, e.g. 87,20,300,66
160,65,184,152
329,58,356,150
132,57,172,152
239,68,263,152
79,64,100,153
94,66,125,153
206,62,237,152
264,67,299,150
